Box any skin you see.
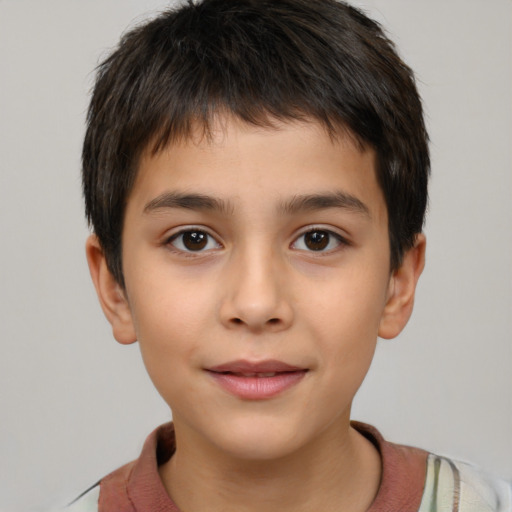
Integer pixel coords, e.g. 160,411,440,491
87,116,425,512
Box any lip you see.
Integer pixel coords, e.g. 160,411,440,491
206,359,308,400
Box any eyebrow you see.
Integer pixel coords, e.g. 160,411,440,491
143,192,234,215
143,190,370,218
280,192,371,218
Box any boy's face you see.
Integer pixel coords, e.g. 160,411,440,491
88,116,424,461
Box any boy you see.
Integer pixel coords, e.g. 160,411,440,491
72,0,511,510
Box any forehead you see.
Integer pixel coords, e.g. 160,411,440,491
130,116,386,221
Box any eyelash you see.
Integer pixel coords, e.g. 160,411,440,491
166,228,221,255
291,228,349,254
165,227,349,255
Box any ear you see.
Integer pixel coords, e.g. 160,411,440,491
85,234,137,345
378,233,426,340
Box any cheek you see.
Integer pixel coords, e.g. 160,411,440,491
304,267,389,379
129,263,216,336
126,274,216,390
309,270,389,339
134,301,203,409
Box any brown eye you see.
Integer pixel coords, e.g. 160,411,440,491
169,229,219,252
304,230,330,251
292,229,345,252
182,231,207,250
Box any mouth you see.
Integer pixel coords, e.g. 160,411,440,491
216,372,284,378
206,360,308,400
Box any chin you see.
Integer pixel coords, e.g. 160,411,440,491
205,413,312,462
219,435,302,462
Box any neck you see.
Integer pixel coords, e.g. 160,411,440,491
159,419,381,512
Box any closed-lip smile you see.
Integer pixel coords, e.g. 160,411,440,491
206,359,308,400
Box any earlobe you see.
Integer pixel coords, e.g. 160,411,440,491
85,235,137,345
378,233,426,340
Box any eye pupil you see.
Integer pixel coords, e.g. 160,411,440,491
305,230,329,251
183,231,208,250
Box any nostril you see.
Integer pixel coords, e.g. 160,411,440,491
230,317,280,326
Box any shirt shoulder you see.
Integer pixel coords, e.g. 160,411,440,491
65,484,100,512
418,454,512,512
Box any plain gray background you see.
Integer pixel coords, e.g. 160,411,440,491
1,1,511,510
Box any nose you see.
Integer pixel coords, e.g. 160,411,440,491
218,245,294,333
